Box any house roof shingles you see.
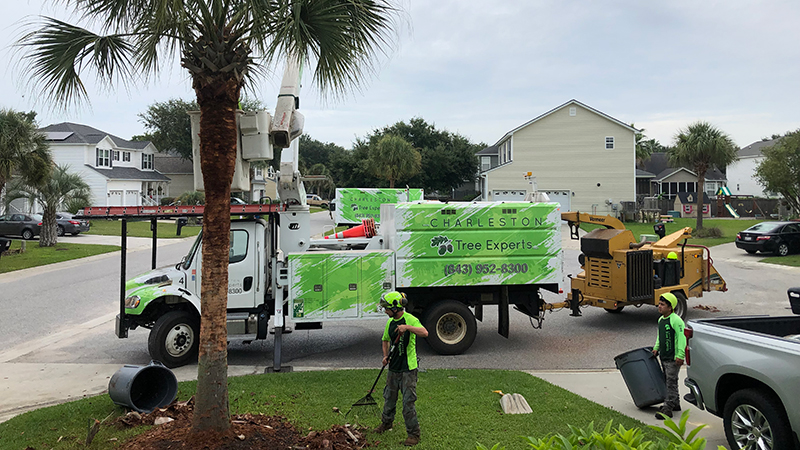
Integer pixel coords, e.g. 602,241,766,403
40,122,151,150
154,154,194,174
85,165,170,181
638,152,726,181
738,138,779,158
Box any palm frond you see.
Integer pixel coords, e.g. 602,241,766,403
18,16,134,106
258,0,399,98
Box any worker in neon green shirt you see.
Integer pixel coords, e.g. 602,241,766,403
374,291,428,446
652,292,686,419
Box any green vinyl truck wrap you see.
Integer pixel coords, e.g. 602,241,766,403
105,200,564,369
332,188,424,225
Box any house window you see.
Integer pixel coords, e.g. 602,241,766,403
569,107,576,116
96,148,111,167
142,153,154,170
112,150,120,161
481,156,491,171
123,151,131,162
255,167,263,178
605,137,615,149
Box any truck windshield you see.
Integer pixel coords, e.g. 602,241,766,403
183,231,202,270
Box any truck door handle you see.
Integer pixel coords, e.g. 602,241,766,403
244,276,253,292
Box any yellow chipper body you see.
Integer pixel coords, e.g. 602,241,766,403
551,212,727,318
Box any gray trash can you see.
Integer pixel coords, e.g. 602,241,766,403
614,347,666,408
108,361,178,413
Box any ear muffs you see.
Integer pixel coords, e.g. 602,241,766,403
380,291,408,309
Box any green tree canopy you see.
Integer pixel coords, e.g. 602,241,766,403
354,118,481,193
18,0,398,434
0,109,52,212
134,97,266,161
754,130,800,215
6,164,91,247
367,134,421,188
669,121,738,229
632,124,666,165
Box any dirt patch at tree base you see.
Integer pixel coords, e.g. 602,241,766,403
115,400,373,449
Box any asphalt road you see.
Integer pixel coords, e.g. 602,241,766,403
3,220,797,372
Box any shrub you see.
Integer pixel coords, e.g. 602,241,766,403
175,191,205,205
160,196,175,206
694,226,722,238
478,411,725,450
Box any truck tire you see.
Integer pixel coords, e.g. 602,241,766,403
148,310,200,368
723,388,792,450
605,305,625,313
422,300,477,355
672,291,688,320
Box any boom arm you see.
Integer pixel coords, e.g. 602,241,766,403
561,212,625,240
270,57,307,207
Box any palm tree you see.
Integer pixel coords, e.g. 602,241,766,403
6,164,91,246
669,121,738,230
368,134,421,188
18,0,397,433
0,109,52,214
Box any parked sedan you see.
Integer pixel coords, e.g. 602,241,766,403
0,213,42,240
735,221,800,256
55,212,90,236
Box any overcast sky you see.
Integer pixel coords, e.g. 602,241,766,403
2,1,799,151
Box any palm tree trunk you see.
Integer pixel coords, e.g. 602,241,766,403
696,171,705,230
40,208,58,247
191,78,240,433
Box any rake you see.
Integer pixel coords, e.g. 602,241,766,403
345,333,402,418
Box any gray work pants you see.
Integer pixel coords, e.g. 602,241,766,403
661,359,680,410
381,369,420,435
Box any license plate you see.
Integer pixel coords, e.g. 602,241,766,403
744,236,752,241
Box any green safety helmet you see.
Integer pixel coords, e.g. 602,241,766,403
667,252,678,260
660,292,678,309
380,291,407,310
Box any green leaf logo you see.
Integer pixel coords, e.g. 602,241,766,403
431,235,453,256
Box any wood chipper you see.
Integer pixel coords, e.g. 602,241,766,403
549,212,727,319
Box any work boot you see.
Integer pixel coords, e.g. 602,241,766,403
373,422,392,434
403,434,420,446
655,405,673,420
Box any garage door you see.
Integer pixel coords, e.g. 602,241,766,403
125,190,139,207
491,189,527,202
108,190,123,206
543,190,571,212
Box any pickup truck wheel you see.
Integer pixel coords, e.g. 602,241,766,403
148,311,200,368
776,243,789,257
723,388,792,450
672,291,688,320
423,300,477,355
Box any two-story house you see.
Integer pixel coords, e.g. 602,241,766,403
40,123,170,207
479,99,637,215
726,138,779,197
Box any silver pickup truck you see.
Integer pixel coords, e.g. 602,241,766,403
684,287,800,450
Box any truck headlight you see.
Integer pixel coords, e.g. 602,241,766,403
125,295,140,308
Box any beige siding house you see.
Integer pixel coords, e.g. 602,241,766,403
481,100,637,215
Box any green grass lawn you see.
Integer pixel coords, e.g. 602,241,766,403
0,369,661,450
760,254,800,267
86,219,202,238
0,240,119,274
582,217,763,247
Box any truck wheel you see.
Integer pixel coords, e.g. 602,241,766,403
422,300,477,355
723,388,792,450
148,311,200,368
605,305,625,313
776,243,789,257
672,291,688,320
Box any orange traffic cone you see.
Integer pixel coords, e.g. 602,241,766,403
325,218,377,239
